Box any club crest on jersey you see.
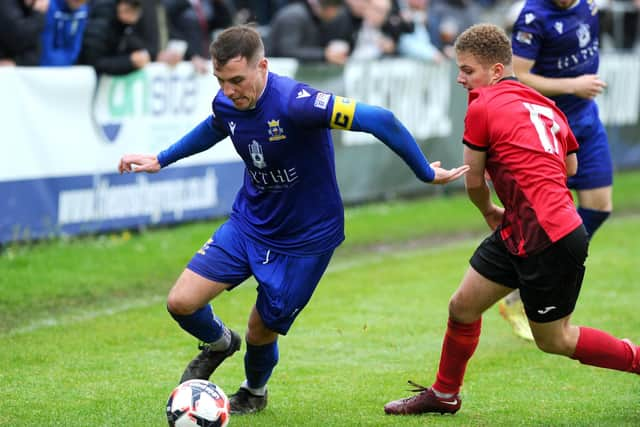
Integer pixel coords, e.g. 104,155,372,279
267,119,286,141
577,23,591,48
554,21,563,34
249,140,267,169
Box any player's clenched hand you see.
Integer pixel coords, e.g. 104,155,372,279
429,161,470,185
118,154,161,174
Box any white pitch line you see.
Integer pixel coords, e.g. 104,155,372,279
4,295,165,337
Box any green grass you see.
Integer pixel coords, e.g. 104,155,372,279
1,170,640,426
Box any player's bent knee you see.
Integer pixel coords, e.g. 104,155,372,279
166,292,198,316
448,296,481,323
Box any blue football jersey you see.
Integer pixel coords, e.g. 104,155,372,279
209,72,345,255
511,0,600,119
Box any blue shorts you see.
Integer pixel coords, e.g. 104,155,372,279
567,104,613,190
187,220,334,335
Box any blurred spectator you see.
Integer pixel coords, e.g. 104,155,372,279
325,0,366,50
397,0,444,62
267,0,349,65
327,0,407,55
350,0,397,59
134,0,167,60
40,0,89,65
131,0,187,66
0,0,50,66
427,0,480,57
163,0,234,73
80,0,150,75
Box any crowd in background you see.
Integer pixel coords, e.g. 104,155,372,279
1,0,639,76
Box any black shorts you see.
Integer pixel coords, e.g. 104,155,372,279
470,225,588,323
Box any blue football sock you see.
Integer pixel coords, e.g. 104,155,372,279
577,207,610,240
244,340,279,389
168,304,225,343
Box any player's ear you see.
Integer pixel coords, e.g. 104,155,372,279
490,63,505,84
258,57,268,73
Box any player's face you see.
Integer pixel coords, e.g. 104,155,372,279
213,55,268,110
455,51,497,91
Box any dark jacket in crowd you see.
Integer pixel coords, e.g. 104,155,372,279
163,0,233,59
326,0,409,52
134,0,167,60
80,0,146,75
267,1,333,62
0,0,48,65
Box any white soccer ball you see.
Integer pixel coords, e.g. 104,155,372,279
166,379,230,427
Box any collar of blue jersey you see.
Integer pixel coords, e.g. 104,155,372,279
252,71,271,110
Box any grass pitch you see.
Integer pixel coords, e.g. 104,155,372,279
2,171,640,426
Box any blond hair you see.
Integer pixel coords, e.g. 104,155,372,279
454,23,512,67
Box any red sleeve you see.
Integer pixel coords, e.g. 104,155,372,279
462,90,489,150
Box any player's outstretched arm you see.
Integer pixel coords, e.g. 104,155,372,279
118,154,161,174
122,116,227,174
346,101,467,183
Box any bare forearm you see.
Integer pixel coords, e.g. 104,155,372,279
466,181,493,215
517,71,576,97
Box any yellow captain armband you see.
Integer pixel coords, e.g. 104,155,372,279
330,96,356,130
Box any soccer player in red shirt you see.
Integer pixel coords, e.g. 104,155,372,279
383,23,640,416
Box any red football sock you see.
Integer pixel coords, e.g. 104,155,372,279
433,317,482,395
571,326,637,372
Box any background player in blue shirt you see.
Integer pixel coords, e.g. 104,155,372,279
118,25,469,415
498,0,613,341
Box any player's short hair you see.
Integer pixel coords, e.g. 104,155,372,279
454,23,512,67
209,25,265,67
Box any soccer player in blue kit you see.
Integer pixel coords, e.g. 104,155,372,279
498,0,613,340
118,25,469,414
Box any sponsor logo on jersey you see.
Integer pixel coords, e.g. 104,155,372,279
229,121,236,135
314,92,330,109
246,140,300,190
249,140,267,169
516,31,533,45
267,119,287,141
